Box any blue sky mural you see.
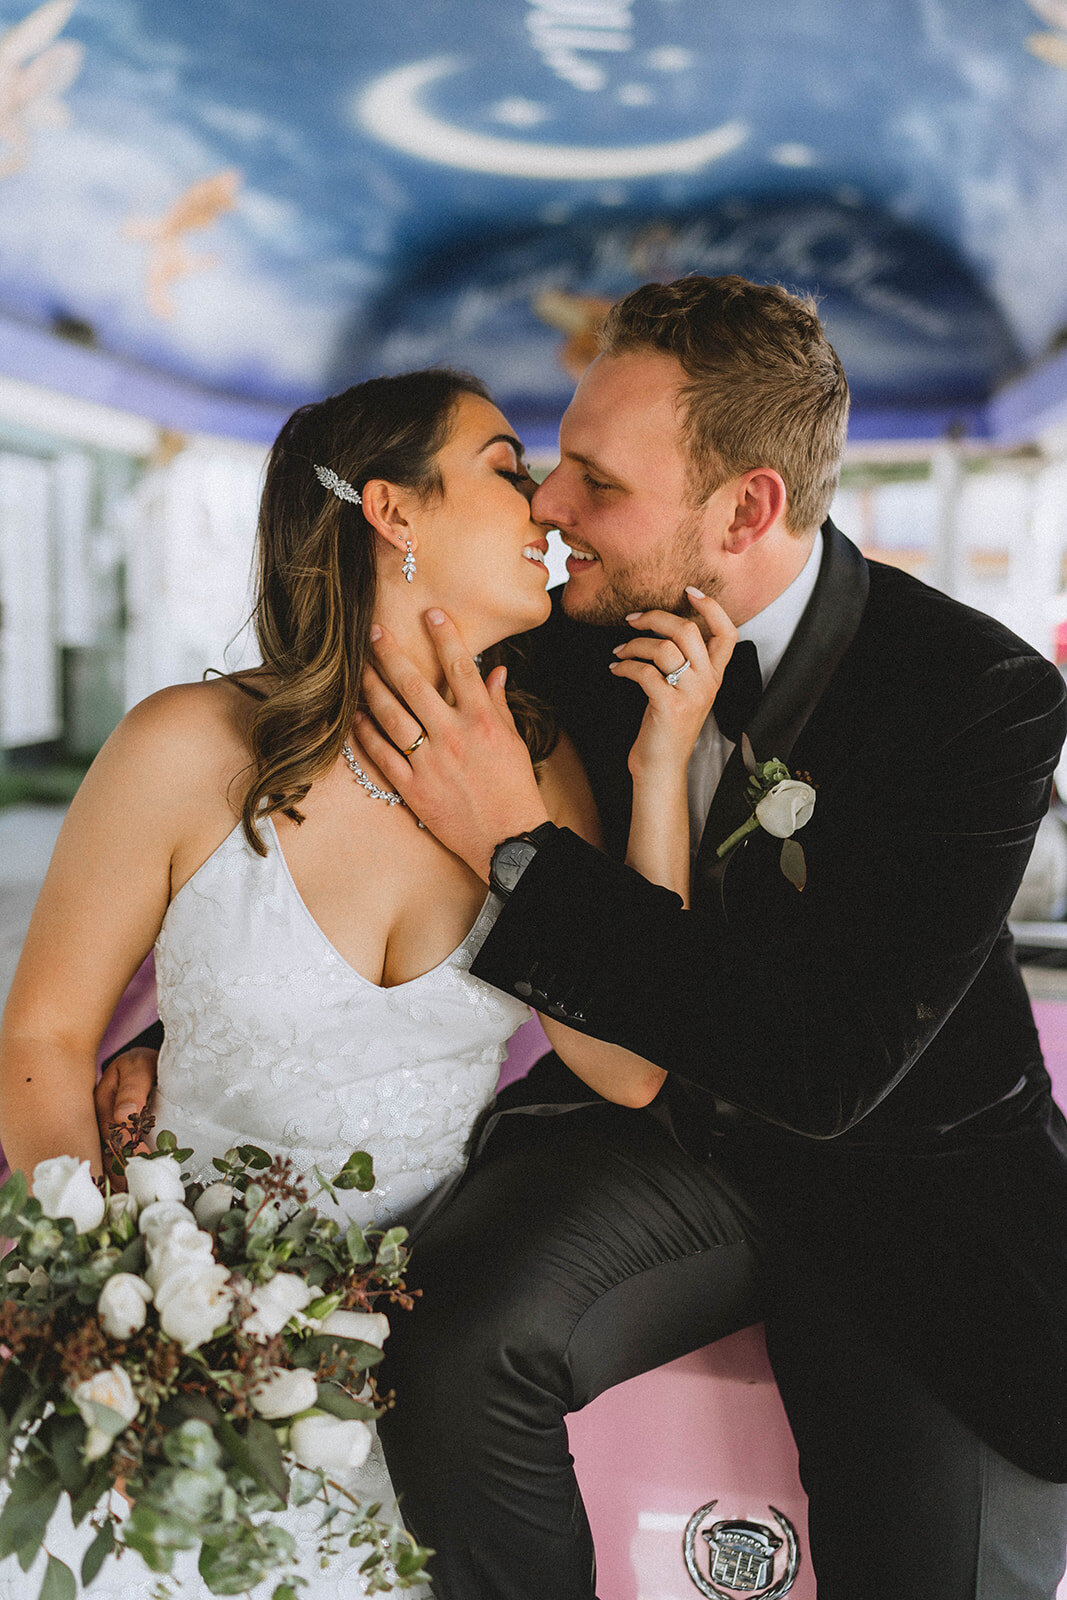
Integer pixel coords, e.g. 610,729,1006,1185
0,0,1065,440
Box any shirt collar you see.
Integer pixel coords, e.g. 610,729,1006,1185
736,528,823,687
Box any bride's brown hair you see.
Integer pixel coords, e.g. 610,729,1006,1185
233,369,553,853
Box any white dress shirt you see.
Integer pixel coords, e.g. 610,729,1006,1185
687,530,823,858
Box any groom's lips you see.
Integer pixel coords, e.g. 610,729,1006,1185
564,543,600,576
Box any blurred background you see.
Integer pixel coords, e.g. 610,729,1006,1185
4,0,1067,1005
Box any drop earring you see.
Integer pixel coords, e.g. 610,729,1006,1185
402,541,416,583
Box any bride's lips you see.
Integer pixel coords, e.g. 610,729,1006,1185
523,539,550,574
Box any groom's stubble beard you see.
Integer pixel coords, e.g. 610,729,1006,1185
561,508,722,626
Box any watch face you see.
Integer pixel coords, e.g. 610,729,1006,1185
492,837,538,895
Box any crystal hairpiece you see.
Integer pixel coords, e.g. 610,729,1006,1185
314,463,362,506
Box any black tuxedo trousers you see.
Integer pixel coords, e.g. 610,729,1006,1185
379,529,1067,1597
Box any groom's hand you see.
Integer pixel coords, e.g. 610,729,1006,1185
94,1047,158,1174
359,609,550,879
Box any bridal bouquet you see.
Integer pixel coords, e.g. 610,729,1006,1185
0,1125,432,1598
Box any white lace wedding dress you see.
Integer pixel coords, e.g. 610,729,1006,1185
2,817,528,1599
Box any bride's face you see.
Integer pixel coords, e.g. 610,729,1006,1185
407,394,552,647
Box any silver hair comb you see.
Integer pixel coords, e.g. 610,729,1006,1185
314,464,362,506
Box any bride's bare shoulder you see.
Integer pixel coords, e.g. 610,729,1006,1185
101,674,270,801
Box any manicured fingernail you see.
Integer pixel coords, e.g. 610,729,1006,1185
370,624,382,641
427,608,445,625
608,661,621,671
625,612,642,622
612,644,625,656
352,710,365,724
116,1104,137,1120
685,586,706,599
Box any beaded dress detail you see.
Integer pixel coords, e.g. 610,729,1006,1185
0,818,527,1600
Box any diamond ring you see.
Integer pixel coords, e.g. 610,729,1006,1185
665,658,692,687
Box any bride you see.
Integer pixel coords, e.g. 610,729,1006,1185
0,368,728,1597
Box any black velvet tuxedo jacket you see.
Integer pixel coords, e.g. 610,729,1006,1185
473,521,1067,1481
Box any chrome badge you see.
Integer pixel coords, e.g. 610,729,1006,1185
684,1502,800,1597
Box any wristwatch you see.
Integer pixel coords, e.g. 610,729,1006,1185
489,822,558,898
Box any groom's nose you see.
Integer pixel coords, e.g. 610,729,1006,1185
531,467,568,531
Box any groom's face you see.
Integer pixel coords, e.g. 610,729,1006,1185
531,349,729,625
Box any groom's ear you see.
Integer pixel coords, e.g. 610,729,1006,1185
361,478,418,556
723,469,788,554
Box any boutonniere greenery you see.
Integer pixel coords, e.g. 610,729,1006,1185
716,735,816,891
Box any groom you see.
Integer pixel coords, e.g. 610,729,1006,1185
355,276,1067,1599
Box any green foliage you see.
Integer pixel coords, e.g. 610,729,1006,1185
80,1520,115,1586
38,1552,76,1600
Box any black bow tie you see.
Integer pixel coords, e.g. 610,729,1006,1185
713,638,763,744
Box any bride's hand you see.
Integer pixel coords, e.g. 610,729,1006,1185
611,587,738,783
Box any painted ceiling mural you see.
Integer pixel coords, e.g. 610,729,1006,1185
0,0,1065,443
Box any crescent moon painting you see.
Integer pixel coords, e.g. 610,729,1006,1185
356,58,749,181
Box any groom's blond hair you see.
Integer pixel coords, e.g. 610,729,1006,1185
599,275,850,534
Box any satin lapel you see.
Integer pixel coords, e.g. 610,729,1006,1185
694,521,870,896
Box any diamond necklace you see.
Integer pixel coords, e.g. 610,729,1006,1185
341,741,425,826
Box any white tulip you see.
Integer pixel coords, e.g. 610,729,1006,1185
125,1154,186,1215
32,1156,106,1234
192,1182,238,1231
70,1365,139,1460
242,1273,314,1339
249,1366,318,1420
290,1413,373,1475
317,1310,390,1348
755,779,817,839
157,1263,235,1352
98,1272,153,1339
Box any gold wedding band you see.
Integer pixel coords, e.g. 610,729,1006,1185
400,731,427,756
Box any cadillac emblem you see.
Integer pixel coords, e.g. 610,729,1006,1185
683,1502,800,1597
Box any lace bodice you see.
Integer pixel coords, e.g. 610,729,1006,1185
153,816,529,1230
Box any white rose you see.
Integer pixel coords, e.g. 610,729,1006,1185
145,1229,215,1301
105,1192,135,1227
755,779,816,839
137,1198,196,1243
242,1273,314,1339
317,1310,390,1348
98,1272,153,1339
124,1154,185,1215
157,1263,234,1352
32,1156,106,1234
70,1365,139,1460
249,1366,318,1420
192,1182,238,1231
289,1413,373,1475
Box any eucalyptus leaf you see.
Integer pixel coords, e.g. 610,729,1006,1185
0,1451,62,1565
80,1520,115,1586
236,1145,273,1170
780,838,807,891
345,1224,372,1266
333,1152,374,1193
314,1384,378,1422
37,1553,76,1600
215,1418,288,1510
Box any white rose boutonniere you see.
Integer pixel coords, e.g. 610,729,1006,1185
716,737,817,890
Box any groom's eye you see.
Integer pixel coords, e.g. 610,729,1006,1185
582,471,612,492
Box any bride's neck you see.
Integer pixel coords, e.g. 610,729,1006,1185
373,589,497,699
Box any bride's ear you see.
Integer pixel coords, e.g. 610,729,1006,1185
360,478,418,559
